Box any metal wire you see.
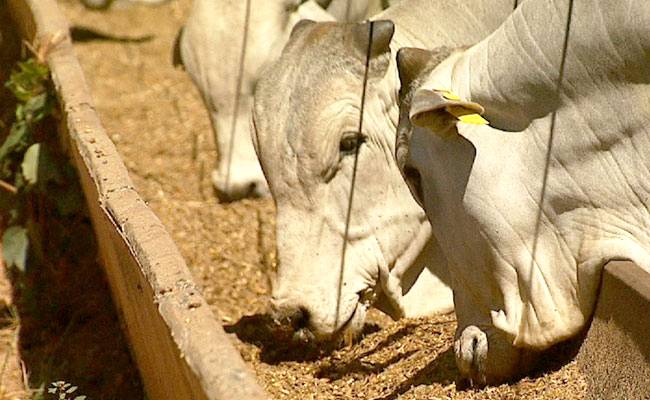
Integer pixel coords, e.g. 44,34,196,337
223,0,252,196
335,21,375,329
529,0,574,278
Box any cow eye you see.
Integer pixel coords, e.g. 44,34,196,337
340,132,365,155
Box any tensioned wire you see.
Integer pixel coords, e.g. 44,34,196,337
529,0,574,284
335,20,375,330
223,0,251,196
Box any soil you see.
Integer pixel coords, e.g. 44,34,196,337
56,0,588,398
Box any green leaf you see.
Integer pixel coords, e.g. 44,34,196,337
21,143,62,188
21,143,40,185
2,226,28,272
0,120,31,163
5,59,49,102
74,396,87,400
15,103,25,121
22,93,51,123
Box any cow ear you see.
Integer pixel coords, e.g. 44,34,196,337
410,89,486,137
352,20,394,59
396,47,431,95
290,19,316,39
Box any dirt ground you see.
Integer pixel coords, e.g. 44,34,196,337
57,0,588,398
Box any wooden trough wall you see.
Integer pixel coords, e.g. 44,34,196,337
5,1,650,399
577,261,650,399
5,0,269,399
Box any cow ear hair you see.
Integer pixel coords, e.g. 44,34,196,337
396,47,431,96
290,19,316,39
352,20,394,59
410,89,485,137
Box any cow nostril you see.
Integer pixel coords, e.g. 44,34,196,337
270,302,311,331
247,181,259,197
289,306,310,330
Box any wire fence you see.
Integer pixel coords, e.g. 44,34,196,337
223,0,251,196
335,20,376,329
529,0,574,279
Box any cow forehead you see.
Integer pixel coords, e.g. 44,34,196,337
284,22,357,60
254,20,398,190
254,24,373,151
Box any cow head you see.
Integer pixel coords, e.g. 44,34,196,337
396,47,532,385
395,45,573,385
396,21,650,383
253,20,453,343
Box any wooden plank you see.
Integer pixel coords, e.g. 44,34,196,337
577,260,650,399
6,1,270,399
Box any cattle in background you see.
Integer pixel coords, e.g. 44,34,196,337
395,0,650,385
252,0,514,343
174,0,390,202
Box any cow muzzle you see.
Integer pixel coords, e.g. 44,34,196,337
211,167,270,202
269,289,374,345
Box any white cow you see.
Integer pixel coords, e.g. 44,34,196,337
174,0,388,201
252,0,514,342
395,0,650,385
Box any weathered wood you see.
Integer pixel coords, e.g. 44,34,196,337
6,1,269,399
577,260,650,399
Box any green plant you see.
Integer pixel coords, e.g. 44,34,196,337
0,52,84,273
47,381,87,400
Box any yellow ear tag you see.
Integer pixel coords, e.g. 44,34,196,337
458,113,489,125
440,90,461,101
436,88,490,125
